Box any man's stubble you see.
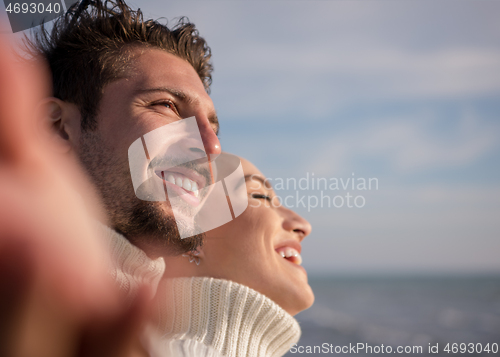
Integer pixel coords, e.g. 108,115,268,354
77,130,203,256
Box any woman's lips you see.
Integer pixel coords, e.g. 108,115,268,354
275,246,303,265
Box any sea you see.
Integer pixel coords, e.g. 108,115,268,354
286,276,500,356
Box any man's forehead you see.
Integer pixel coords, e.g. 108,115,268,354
126,48,206,92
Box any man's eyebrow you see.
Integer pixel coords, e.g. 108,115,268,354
135,87,219,135
136,87,187,100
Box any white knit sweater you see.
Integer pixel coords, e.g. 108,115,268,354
100,225,301,357
99,223,166,300
150,277,301,357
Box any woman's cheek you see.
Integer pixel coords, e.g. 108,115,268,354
248,198,261,208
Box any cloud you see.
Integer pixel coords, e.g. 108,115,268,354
140,0,500,122
305,109,500,175
301,184,500,275
138,0,500,274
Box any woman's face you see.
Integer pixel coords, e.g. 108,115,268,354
190,158,314,315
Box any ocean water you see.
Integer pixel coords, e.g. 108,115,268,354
287,276,500,356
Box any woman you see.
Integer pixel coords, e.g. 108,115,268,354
147,156,314,357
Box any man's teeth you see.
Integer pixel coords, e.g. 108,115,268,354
276,247,302,265
164,173,199,197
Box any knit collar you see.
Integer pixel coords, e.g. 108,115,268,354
153,277,301,357
98,223,166,299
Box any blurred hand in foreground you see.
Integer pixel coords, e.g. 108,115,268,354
0,36,148,357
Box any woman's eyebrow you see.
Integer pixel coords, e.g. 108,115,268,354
234,174,267,190
244,174,272,189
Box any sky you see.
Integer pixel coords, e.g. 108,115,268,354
136,0,500,276
2,0,499,276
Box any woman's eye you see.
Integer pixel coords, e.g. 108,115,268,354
251,193,272,201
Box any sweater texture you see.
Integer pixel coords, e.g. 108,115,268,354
152,277,301,357
98,223,166,300
100,224,301,356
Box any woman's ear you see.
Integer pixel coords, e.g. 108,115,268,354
36,98,81,154
193,246,205,259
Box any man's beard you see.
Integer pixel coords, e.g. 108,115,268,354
77,131,203,256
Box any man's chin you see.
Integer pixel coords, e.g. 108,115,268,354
76,131,203,256
114,200,203,257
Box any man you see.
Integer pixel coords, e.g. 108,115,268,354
0,0,222,354
29,0,221,257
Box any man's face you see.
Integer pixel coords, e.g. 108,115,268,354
77,48,221,255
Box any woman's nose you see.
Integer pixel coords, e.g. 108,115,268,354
281,207,312,240
196,114,221,161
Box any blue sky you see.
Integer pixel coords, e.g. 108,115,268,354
3,0,499,275
136,0,500,276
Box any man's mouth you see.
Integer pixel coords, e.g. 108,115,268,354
275,246,303,265
154,166,207,207
163,171,200,197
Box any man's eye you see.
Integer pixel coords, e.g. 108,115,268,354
152,100,179,115
251,193,271,201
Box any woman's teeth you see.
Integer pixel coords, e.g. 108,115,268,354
276,247,303,265
164,172,199,197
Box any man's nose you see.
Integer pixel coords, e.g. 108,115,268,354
195,114,221,161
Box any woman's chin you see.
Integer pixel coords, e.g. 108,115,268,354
280,282,315,316
295,286,315,315
276,263,315,315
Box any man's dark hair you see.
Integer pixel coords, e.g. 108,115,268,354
26,0,213,131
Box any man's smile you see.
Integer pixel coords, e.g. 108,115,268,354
163,171,199,197
155,165,208,207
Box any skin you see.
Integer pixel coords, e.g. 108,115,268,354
163,158,315,316
0,35,149,357
44,47,222,255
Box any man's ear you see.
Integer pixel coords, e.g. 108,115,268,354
36,98,81,154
